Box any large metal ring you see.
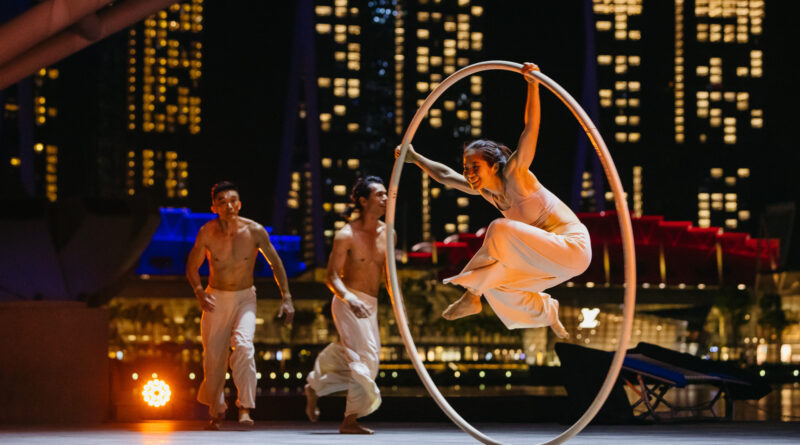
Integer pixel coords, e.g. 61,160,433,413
385,60,637,444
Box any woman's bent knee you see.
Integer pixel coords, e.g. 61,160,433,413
487,218,514,236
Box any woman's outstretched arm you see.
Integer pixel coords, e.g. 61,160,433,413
395,144,479,195
507,62,541,173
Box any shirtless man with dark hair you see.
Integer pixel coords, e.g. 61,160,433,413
186,181,295,430
305,176,391,434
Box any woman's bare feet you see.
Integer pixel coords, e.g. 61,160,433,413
442,291,482,320
238,408,254,426
550,319,570,339
339,414,374,434
549,299,569,339
304,384,320,422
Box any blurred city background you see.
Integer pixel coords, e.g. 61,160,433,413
1,0,799,426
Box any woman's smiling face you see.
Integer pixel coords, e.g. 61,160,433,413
462,148,499,191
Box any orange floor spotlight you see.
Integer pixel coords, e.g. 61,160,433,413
142,378,171,407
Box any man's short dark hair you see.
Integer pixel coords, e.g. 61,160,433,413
350,176,384,211
211,181,238,202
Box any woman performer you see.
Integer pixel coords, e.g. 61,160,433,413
397,63,591,338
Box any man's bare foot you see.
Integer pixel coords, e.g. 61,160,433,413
339,414,374,434
442,291,482,320
304,384,320,422
238,408,254,426
204,413,225,431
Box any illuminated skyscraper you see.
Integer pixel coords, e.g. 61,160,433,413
681,0,764,231
591,0,644,216
316,0,486,244
0,63,61,202
396,0,486,241
124,0,204,200
588,0,764,232
274,0,487,261
267,0,397,264
312,0,395,251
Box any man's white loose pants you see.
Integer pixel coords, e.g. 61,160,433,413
197,286,257,416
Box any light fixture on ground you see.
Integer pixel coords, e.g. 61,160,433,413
142,379,171,407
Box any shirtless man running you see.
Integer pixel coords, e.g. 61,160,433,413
186,181,295,430
304,176,391,434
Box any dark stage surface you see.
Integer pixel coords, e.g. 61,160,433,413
1,420,799,444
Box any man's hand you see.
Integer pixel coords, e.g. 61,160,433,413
277,296,295,326
195,289,216,312
345,294,371,319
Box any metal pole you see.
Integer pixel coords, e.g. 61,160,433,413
0,0,179,90
0,0,112,66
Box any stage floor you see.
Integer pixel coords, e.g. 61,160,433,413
1,420,799,444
